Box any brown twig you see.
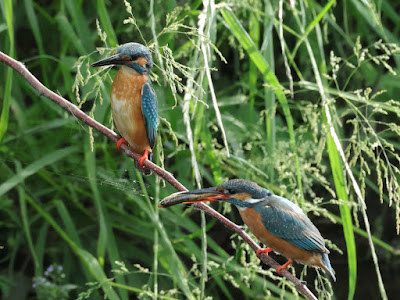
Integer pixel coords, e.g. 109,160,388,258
0,50,317,300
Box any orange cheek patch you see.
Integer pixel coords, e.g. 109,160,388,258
135,57,147,66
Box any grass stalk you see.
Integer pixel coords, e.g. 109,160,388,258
0,0,14,142
220,6,304,206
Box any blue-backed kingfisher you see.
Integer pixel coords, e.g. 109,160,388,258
91,43,158,174
159,179,336,281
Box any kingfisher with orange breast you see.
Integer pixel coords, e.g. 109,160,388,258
91,43,158,174
159,179,336,281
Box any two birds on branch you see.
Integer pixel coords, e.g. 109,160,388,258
91,42,336,282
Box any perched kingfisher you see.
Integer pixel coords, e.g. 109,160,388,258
91,43,158,174
159,179,336,281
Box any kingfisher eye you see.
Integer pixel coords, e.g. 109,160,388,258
227,188,236,194
220,188,229,194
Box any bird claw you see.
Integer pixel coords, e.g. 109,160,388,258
116,138,127,150
276,266,284,276
138,149,150,168
256,248,273,258
276,258,293,276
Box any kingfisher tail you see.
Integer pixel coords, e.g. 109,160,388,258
321,253,336,282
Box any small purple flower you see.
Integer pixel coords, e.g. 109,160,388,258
44,265,54,276
57,265,63,271
32,283,37,289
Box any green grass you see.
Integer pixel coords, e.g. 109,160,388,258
0,0,14,142
1,0,400,299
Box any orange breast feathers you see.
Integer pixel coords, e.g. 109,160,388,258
239,207,325,268
110,66,150,155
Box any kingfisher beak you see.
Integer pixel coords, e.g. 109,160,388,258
158,187,230,208
91,53,126,67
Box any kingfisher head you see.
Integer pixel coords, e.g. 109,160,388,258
159,179,272,209
91,42,153,75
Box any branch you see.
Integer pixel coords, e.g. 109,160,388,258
0,51,317,300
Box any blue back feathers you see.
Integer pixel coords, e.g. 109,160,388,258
141,79,158,148
254,195,328,253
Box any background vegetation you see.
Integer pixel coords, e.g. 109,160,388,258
1,0,400,299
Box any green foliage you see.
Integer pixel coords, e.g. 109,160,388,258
1,0,400,299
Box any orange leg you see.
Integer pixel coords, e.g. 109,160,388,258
256,248,273,258
116,138,127,150
276,258,293,275
138,149,150,168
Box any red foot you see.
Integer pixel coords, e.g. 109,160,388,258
276,258,293,275
138,149,150,168
256,248,273,258
116,138,127,150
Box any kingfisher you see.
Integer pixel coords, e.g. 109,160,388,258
91,43,158,174
159,179,336,281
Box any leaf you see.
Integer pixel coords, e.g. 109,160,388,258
0,146,79,197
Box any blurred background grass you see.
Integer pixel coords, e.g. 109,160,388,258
1,0,400,299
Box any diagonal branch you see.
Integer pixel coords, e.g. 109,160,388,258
0,50,317,300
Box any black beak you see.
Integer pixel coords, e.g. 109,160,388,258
159,187,230,208
91,53,126,67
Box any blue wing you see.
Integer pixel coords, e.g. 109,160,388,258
141,80,158,149
254,195,328,253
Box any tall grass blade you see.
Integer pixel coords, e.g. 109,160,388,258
55,14,87,55
324,124,357,299
220,6,304,205
200,1,230,157
96,0,118,47
248,11,259,123
23,0,49,85
18,185,39,269
0,146,79,197
264,1,276,183
291,0,336,59
300,13,358,296
135,172,194,299
0,0,14,142
84,139,107,267
25,194,120,300
54,200,82,246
